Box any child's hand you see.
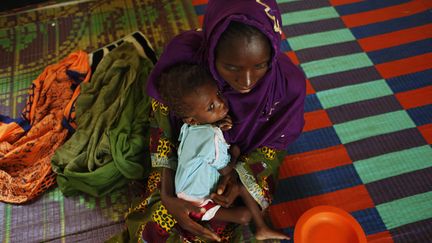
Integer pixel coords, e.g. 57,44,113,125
216,115,233,131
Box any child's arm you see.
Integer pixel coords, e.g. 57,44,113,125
218,145,240,176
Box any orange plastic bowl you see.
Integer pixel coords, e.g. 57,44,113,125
294,206,367,243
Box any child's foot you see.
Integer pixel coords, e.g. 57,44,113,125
255,226,290,241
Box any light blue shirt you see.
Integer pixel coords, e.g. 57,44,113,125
175,124,230,201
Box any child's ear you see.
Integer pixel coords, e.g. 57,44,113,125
183,117,198,125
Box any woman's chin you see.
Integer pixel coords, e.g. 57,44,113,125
237,88,251,93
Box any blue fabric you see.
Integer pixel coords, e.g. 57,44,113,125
175,124,231,200
0,114,31,132
350,11,431,38
407,104,432,126
335,0,409,16
273,164,362,203
286,127,341,154
352,208,387,235
387,69,432,93
304,94,323,112
368,39,432,64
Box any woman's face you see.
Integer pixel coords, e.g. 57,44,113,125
215,35,271,93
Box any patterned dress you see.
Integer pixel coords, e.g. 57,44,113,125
108,99,287,243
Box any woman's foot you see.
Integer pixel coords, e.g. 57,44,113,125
255,226,290,240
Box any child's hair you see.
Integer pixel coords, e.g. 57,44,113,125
158,63,214,118
216,21,271,52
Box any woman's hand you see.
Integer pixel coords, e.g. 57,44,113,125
210,170,241,208
160,168,221,242
161,195,221,242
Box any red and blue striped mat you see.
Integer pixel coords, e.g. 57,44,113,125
192,1,432,242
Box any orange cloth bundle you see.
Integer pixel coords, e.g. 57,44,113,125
0,51,90,203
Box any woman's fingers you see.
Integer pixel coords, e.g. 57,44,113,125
216,174,230,195
220,180,240,207
211,175,240,207
210,192,229,207
177,208,221,242
226,187,239,205
171,201,221,241
181,220,221,242
163,197,221,241
187,203,206,214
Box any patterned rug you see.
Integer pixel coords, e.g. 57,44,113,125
0,0,198,118
192,0,432,242
0,0,197,242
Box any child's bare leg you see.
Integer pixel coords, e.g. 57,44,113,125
213,206,252,225
239,186,290,240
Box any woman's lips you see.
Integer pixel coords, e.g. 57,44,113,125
237,88,251,93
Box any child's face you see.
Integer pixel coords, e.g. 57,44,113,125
183,81,229,125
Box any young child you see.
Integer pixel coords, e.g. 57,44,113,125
158,63,290,241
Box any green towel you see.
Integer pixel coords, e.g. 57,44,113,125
52,43,152,197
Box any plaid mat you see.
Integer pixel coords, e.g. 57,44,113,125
0,0,197,118
192,0,432,242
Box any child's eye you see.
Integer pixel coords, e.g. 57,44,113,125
208,103,215,111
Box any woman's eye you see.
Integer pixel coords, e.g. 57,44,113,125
255,62,268,69
225,65,239,71
208,103,215,111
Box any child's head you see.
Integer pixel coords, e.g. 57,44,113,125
214,21,272,94
158,63,229,125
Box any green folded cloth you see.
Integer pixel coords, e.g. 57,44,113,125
52,43,152,197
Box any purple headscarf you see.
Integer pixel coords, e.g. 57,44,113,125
147,0,305,153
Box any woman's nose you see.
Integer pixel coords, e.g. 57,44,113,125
237,70,253,87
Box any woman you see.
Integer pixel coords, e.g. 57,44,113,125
112,0,305,242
